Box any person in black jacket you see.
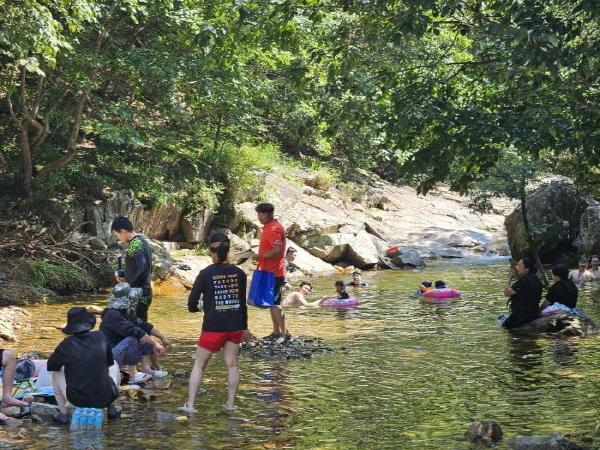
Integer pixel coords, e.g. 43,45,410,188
179,232,248,413
111,217,153,322
540,264,579,315
100,283,170,384
502,256,543,329
47,307,120,424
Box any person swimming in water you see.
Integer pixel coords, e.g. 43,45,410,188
282,282,324,308
415,281,433,296
334,281,350,299
347,270,367,287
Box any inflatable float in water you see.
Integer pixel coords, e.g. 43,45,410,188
321,296,359,307
423,288,461,299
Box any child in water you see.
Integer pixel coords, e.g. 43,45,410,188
417,281,433,296
334,281,350,299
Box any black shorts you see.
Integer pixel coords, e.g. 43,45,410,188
274,277,285,306
0,349,4,364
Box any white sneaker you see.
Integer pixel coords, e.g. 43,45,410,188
178,403,198,414
129,372,152,384
152,369,168,379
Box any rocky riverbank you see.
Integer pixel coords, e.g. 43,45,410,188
0,167,513,313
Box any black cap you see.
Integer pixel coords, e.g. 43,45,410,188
62,307,96,335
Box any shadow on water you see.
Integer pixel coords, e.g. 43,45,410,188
10,261,600,449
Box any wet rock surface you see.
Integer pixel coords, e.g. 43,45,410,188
514,313,598,337
466,420,504,445
239,335,334,360
0,307,30,342
509,433,583,450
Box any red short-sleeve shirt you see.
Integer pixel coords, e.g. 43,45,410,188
258,220,286,277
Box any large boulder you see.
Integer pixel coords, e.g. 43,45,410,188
346,230,387,269
299,232,354,263
513,312,598,337
129,203,183,241
286,241,334,275
85,190,136,242
505,177,596,263
181,210,213,244
579,205,600,256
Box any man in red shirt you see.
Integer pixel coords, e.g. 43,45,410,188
254,203,287,343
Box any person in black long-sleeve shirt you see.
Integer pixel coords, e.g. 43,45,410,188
111,216,153,321
179,232,248,413
540,264,579,315
502,257,543,329
100,283,171,384
47,307,120,424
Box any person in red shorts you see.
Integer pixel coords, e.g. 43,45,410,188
253,203,287,343
179,232,248,413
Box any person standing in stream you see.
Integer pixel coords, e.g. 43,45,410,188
111,216,153,322
253,203,287,343
180,232,248,413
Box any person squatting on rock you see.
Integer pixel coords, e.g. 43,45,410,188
100,283,170,384
111,216,153,322
181,232,248,413
0,349,29,422
252,203,287,343
502,257,543,329
46,307,121,425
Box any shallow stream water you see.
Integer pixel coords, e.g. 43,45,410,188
11,259,600,449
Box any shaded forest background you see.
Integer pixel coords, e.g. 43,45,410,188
1,0,599,219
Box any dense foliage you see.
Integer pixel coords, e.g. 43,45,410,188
1,0,599,212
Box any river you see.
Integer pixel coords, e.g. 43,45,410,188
10,259,600,449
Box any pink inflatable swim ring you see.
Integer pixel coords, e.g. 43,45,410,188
423,288,461,299
321,296,359,307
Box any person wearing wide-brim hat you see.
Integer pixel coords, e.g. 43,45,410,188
99,283,171,384
47,307,121,424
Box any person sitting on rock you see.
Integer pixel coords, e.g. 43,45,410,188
590,256,600,281
47,307,121,424
100,283,170,385
568,258,594,288
347,270,367,287
0,350,29,422
283,247,298,291
501,256,543,329
282,282,324,307
180,232,248,413
540,264,580,316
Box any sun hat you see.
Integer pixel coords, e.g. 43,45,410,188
62,307,96,335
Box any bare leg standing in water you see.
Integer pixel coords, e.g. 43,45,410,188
181,340,240,412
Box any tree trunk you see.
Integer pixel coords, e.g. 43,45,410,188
35,95,87,180
520,190,549,288
18,126,32,195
